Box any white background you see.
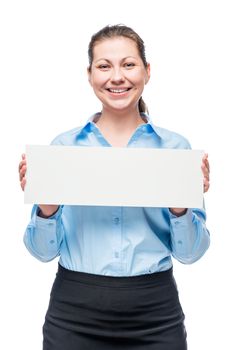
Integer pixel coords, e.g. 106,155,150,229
0,0,233,349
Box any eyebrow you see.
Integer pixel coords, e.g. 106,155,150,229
94,56,137,64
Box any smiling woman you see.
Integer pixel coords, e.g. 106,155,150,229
19,24,210,350
88,37,150,115
88,25,150,116
86,27,151,147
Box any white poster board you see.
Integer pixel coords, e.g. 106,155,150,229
25,145,204,208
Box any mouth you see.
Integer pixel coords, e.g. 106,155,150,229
106,87,132,95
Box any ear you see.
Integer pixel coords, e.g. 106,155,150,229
87,67,92,86
145,63,151,84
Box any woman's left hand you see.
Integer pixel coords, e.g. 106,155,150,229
201,153,210,193
169,153,210,216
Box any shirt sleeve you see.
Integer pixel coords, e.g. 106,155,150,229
168,205,210,264
23,205,64,262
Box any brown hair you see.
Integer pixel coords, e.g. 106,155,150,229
88,24,149,114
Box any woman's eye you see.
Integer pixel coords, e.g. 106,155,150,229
98,64,109,70
124,62,135,68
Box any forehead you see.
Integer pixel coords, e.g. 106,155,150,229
92,37,140,61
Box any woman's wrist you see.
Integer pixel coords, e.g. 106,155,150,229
169,208,187,217
38,205,59,218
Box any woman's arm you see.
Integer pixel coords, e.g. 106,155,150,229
19,154,63,261
169,154,210,263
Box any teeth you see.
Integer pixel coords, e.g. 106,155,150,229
109,88,129,93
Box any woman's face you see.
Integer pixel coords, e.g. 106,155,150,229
88,37,150,113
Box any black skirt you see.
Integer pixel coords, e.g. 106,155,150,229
43,264,187,349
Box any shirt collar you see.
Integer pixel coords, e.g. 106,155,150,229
76,112,162,140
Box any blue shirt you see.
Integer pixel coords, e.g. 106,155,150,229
24,113,210,276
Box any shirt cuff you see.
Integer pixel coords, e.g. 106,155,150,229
168,208,193,226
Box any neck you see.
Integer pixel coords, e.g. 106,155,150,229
95,107,146,131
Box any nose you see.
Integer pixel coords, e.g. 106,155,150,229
110,67,125,84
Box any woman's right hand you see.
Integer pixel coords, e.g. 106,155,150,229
19,153,27,191
19,154,59,217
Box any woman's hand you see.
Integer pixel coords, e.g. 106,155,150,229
169,153,210,216
18,154,59,217
19,153,27,191
202,153,210,193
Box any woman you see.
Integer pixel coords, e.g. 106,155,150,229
19,24,210,350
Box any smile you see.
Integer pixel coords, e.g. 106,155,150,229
107,88,131,94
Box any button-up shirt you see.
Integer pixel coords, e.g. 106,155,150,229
23,113,210,276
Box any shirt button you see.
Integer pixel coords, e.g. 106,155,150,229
174,221,180,225
114,251,119,258
49,240,55,244
177,240,183,245
114,217,120,224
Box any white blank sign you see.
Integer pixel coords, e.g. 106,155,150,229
24,145,204,208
